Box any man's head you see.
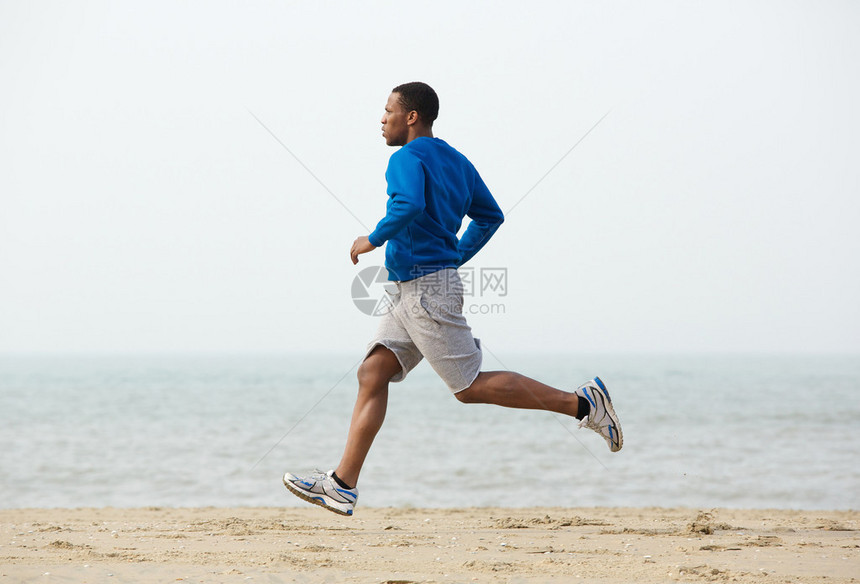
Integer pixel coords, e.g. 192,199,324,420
381,82,438,146
392,82,439,126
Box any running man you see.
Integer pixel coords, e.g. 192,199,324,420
284,82,622,516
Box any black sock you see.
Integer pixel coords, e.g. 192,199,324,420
576,395,591,420
331,471,353,490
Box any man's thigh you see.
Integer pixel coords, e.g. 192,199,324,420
400,271,482,392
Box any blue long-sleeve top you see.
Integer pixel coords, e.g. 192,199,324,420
368,137,504,282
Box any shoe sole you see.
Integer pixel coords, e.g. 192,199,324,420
283,474,354,516
592,377,623,452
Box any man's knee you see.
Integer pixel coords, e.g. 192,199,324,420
357,362,383,389
357,346,401,389
454,385,482,404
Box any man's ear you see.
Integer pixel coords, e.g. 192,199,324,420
406,110,419,126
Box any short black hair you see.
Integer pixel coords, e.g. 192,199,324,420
392,82,439,126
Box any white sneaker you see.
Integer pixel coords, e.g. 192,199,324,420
576,377,623,452
283,469,358,516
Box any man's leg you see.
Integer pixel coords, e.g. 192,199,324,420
397,269,622,452
455,371,580,417
334,345,402,488
456,371,623,452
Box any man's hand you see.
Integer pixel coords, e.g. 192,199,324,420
350,235,377,265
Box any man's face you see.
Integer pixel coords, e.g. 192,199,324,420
381,92,410,146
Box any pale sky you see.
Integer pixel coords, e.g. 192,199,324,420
1,1,858,354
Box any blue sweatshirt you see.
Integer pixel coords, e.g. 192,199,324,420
368,137,504,282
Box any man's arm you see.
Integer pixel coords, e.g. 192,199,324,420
457,173,504,266
367,191,425,248
352,151,426,264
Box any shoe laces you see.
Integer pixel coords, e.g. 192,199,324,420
310,469,330,481
578,408,605,432
578,416,598,431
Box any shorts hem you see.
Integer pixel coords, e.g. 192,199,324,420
450,366,482,394
364,340,409,383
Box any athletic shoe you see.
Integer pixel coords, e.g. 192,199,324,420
576,377,623,452
283,469,358,516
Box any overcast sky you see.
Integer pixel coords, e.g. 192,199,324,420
1,1,858,355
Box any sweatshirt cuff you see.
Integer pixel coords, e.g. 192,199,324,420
368,232,384,248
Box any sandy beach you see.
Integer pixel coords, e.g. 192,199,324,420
1,506,857,583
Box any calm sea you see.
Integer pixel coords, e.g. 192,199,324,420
1,353,857,510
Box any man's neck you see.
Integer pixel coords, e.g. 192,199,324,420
405,127,434,144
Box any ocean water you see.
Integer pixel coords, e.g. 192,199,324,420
0,352,858,510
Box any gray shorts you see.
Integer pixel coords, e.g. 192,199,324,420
365,268,482,393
